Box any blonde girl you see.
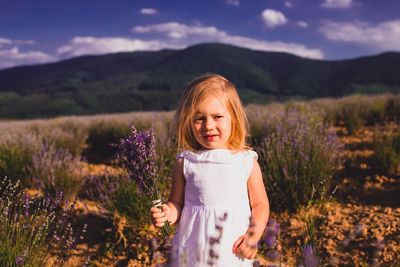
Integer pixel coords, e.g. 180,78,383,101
150,74,269,266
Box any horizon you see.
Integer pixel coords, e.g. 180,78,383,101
1,0,400,70
1,42,399,72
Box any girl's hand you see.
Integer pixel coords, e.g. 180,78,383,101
150,204,170,228
232,234,258,259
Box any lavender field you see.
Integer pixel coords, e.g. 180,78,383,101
1,94,400,266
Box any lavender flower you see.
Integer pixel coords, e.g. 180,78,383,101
266,250,280,261
263,218,281,263
16,250,27,265
302,245,319,267
115,126,172,236
265,235,276,248
264,218,280,248
205,212,228,265
370,236,384,266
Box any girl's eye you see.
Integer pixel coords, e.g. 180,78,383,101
214,116,223,119
195,117,205,122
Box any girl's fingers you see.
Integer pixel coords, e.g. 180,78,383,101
236,243,246,256
151,205,169,217
232,235,244,252
234,241,258,259
150,206,169,228
152,211,166,219
150,207,166,217
153,217,166,228
244,248,257,259
239,249,255,259
154,221,165,228
249,250,257,259
150,207,161,213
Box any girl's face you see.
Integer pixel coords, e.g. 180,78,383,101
192,96,232,150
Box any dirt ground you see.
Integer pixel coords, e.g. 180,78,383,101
55,126,400,266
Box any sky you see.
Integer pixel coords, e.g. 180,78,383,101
1,0,400,70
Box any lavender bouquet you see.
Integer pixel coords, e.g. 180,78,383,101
115,126,172,236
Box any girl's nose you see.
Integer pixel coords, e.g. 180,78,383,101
204,118,214,130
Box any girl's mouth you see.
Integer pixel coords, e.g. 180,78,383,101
204,134,218,140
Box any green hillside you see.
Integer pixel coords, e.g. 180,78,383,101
0,43,400,118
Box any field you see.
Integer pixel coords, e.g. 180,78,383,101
1,93,400,266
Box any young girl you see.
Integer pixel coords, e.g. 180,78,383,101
150,74,269,266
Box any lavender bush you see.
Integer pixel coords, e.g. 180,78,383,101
81,167,152,226
28,118,88,157
385,94,400,123
257,109,343,212
83,111,173,164
28,141,82,198
371,125,400,176
246,103,285,141
0,130,42,186
115,126,172,236
311,94,390,134
0,177,86,266
84,120,131,164
80,167,122,207
0,125,84,196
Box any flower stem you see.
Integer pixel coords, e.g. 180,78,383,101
161,220,173,237
153,201,173,237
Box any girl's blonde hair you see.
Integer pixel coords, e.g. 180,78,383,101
174,74,250,151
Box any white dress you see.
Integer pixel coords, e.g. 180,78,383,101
171,149,257,267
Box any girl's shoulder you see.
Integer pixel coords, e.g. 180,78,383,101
176,149,257,163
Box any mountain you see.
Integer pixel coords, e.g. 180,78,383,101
0,43,400,118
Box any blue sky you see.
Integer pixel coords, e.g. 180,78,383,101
1,0,400,69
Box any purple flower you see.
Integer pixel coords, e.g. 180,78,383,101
265,235,275,247
253,260,261,267
303,245,314,257
265,250,280,261
16,250,28,265
353,223,365,236
114,126,172,236
282,167,287,176
303,245,319,267
115,127,159,198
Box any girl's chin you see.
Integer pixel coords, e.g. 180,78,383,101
201,143,229,150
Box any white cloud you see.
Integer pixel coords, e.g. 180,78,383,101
132,22,323,59
297,21,308,28
261,9,288,28
284,1,293,8
140,8,158,15
0,38,34,48
132,22,223,39
226,0,240,6
0,38,12,47
320,20,400,52
0,46,56,69
57,36,184,57
217,35,323,59
0,38,55,69
321,0,353,9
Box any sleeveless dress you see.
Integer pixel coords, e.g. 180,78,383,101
171,149,257,267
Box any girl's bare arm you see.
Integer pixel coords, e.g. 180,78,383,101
151,157,185,227
233,158,269,259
